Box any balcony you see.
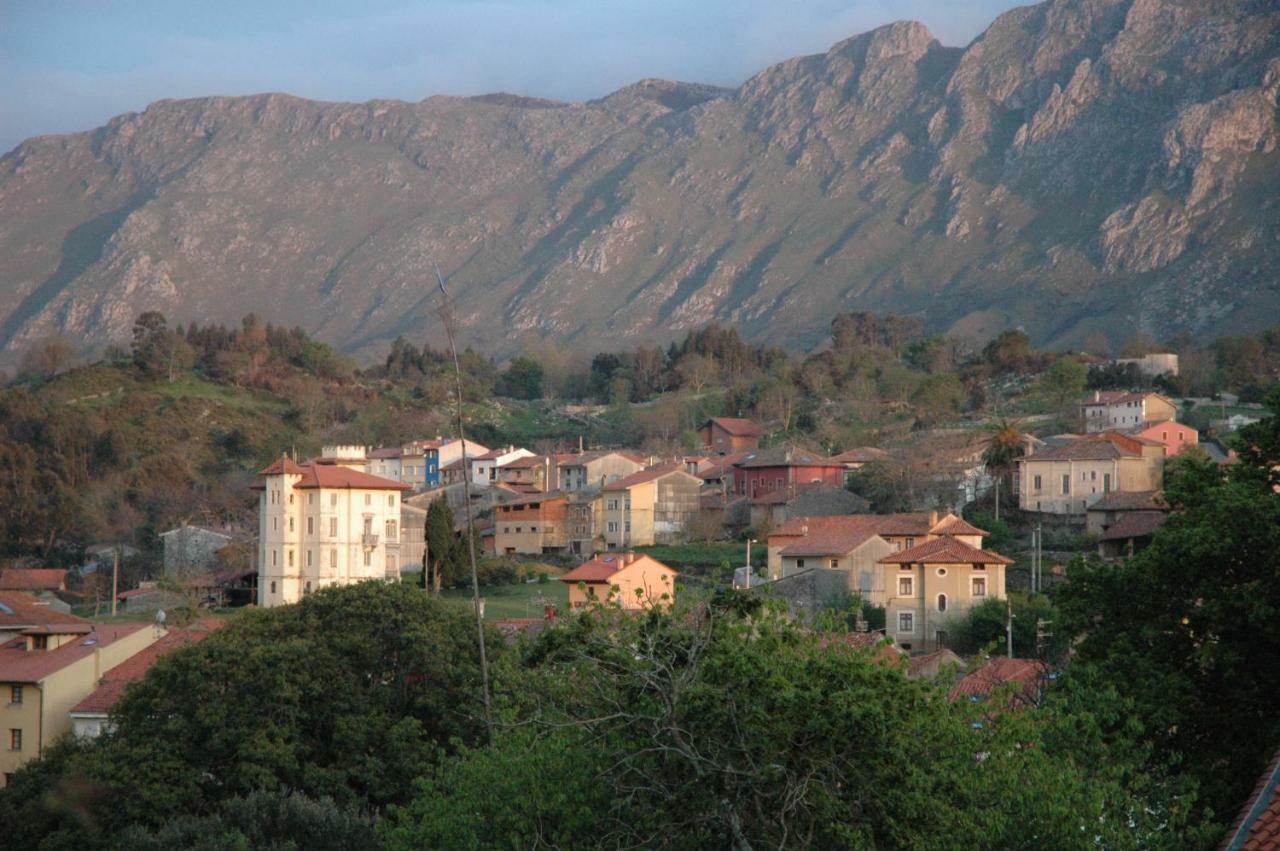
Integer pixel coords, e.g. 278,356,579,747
362,533,380,549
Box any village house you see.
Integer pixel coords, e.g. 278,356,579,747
733,445,845,499
0,600,159,786
495,454,556,492
697,417,763,453
697,451,750,494
68,619,223,739
468,446,535,487
766,512,945,579
1125,420,1198,456
773,517,896,600
558,552,677,610
879,533,1012,651
556,450,645,492
601,466,702,549
1084,490,1166,537
254,457,410,607
1081,391,1178,433
493,493,570,555
159,524,234,579
565,492,603,556
828,447,892,484
1016,431,1164,516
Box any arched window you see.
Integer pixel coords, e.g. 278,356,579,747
937,593,948,613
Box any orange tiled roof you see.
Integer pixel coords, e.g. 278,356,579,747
0,591,88,630
950,657,1046,703
1220,749,1280,850
69,620,224,715
258,457,307,476
0,568,68,591
602,464,694,491
0,623,149,683
704,417,762,437
559,553,677,584
928,513,989,537
770,513,934,540
878,536,1014,565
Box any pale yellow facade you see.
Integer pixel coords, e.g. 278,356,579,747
565,563,678,611
885,561,1007,651
0,625,158,786
602,471,701,549
1018,451,1163,515
258,474,404,607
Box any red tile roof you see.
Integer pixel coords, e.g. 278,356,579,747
736,445,840,469
602,464,696,491
501,455,549,469
928,513,989,537
878,536,1014,565
559,553,677,584
258,457,307,476
0,591,89,631
1082,391,1174,407
0,568,68,592
367,446,403,460
69,620,224,715
1022,431,1146,461
0,622,150,683
779,517,882,557
1220,749,1280,850
703,417,762,437
949,657,1046,704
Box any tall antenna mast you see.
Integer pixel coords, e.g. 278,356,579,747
435,263,494,741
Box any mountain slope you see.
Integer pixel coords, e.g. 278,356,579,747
1,0,1277,362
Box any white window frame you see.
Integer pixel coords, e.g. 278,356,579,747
971,576,987,597
897,611,915,635
897,574,914,597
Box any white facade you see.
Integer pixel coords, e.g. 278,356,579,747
257,465,406,607
469,447,535,486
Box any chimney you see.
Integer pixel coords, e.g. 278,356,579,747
929,510,938,527
1093,390,1100,402
625,551,636,565
800,523,808,536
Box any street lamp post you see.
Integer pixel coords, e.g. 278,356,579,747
745,538,757,588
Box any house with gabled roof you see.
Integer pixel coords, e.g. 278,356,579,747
698,417,763,453
1017,431,1165,516
559,552,677,610
601,466,702,548
493,492,570,555
0,609,159,787
879,535,1013,651
0,569,67,594
1125,419,1198,456
1081,390,1178,433
733,445,845,499
556,450,645,492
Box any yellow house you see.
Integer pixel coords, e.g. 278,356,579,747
601,466,702,549
1017,431,1164,516
0,616,159,786
559,552,678,610
878,536,1012,652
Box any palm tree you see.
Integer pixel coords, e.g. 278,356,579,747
983,419,1025,520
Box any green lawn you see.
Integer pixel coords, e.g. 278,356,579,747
635,542,762,575
441,580,568,620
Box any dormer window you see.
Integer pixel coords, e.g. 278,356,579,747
31,635,48,651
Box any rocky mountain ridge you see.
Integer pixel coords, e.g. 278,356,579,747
0,0,1277,363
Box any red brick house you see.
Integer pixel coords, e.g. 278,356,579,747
734,446,845,499
698,417,763,453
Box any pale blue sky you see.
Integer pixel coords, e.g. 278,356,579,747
0,0,1023,154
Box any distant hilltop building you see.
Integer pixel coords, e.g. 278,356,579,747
1081,391,1177,433
1113,352,1178,377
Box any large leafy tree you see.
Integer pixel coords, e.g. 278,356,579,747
0,583,502,846
385,600,1184,849
1056,398,1280,823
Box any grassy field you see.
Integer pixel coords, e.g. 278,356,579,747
634,542,762,575
441,580,568,620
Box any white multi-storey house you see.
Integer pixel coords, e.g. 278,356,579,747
255,457,410,607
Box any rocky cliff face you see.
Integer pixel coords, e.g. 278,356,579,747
0,0,1277,361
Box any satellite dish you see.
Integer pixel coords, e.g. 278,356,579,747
155,609,167,627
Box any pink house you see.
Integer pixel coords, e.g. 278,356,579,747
1127,420,1198,456
733,446,845,498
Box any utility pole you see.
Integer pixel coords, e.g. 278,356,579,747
436,264,494,743
994,475,1000,522
745,538,756,588
111,546,120,617
1006,595,1015,657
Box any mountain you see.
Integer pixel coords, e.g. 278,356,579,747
1,0,1277,364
